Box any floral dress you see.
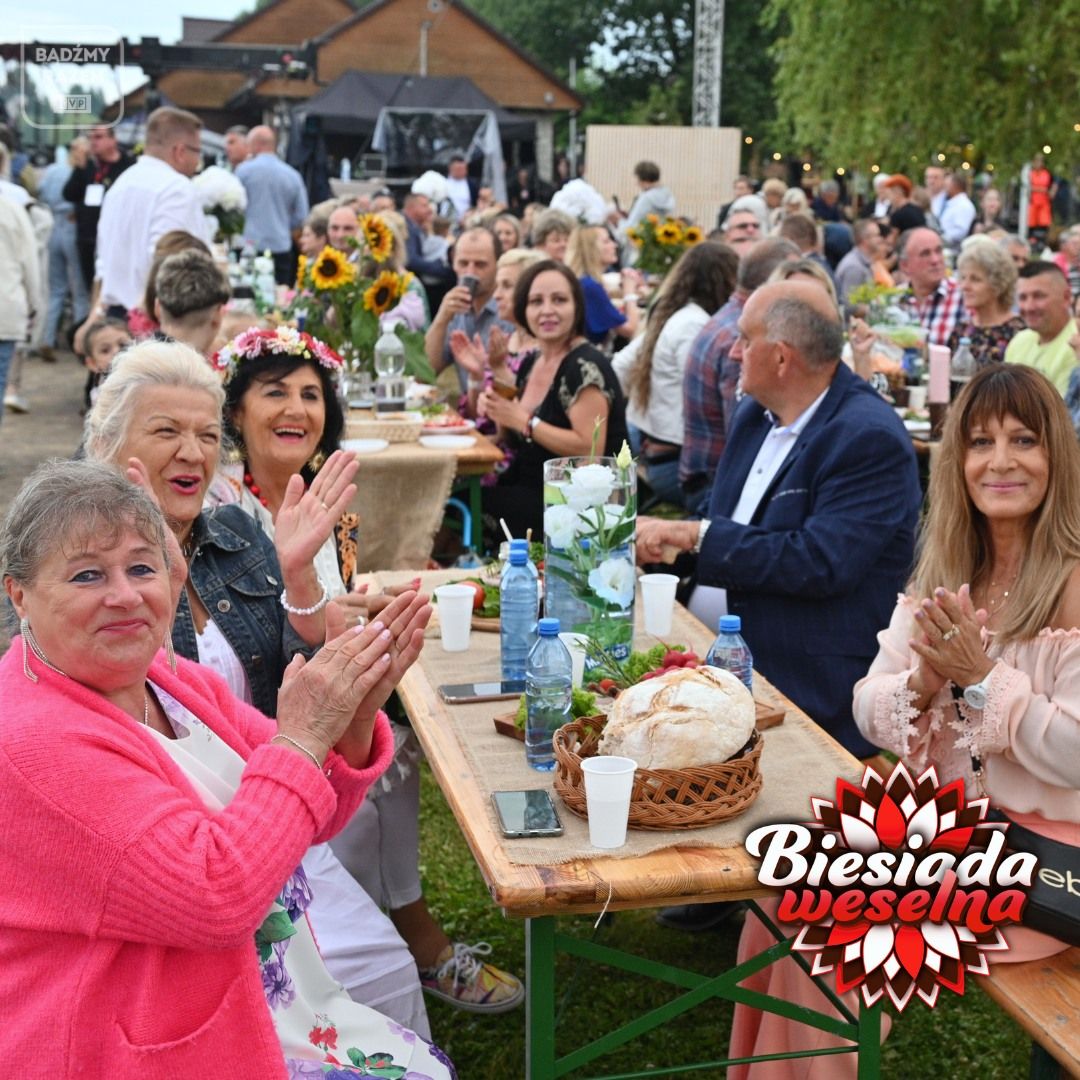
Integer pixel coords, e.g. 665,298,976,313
147,685,455,1080
946,316,1026,369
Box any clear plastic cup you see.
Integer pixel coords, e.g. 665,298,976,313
581,756,637,848
557,632,588,688
434,584,474,652
640,573,679,637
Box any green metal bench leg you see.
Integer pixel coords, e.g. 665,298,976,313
526,916,556,1080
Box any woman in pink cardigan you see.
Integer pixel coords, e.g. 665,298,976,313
0,460,453,1078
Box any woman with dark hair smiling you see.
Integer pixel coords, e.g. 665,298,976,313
209,326,524,1017
478,258,628,540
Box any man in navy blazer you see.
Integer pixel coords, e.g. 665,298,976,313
638,280,922,759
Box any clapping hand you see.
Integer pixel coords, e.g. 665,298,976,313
449,330,487,378
477,386,528,433
909,584,993,699
273,450,359,577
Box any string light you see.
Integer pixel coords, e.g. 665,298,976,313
836,167,846,176
936,153,946,162
961,161,971,170
870,164,880,173
987,163,995,171
802,162,812,172
1074,124,1080,133
744,136,753,144
1042,144,1052,154
772,152,782,161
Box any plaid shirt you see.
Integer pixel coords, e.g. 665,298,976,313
679,294,744,484
898,277,966,347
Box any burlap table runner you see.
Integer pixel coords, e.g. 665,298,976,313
351,451,457,571
375,571,862,866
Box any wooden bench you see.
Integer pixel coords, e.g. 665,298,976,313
980,947,1080,1078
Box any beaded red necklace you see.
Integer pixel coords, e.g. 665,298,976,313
243,471,270,509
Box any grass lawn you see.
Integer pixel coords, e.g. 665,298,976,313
415,762,1032,1080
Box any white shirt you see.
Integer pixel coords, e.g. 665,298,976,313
445,176,473,221
95,154,213,308
689,388,830,629
939,191,977,247
613,302,709,445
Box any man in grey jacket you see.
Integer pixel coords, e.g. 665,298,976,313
618,161,676,257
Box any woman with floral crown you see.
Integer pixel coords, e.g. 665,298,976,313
207,326,525,1017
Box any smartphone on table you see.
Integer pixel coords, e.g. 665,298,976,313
491,789,564,838
438,680,524,704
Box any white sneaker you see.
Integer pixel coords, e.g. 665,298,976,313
4,394,28,414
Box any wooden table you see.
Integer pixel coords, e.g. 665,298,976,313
381,570,882,1078
345,420,504,565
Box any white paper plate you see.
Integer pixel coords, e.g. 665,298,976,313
903,420,931,437
419,434,476,450
421,418,476,435
342,438,390,454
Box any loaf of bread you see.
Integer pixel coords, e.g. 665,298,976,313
597,665,754,769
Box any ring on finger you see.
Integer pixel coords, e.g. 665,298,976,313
942,625,960,642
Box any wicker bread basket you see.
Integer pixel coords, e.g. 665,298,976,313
345,413,423,443
553,715,762,830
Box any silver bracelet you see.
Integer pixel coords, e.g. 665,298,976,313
280,580,330,616
271,733,325,771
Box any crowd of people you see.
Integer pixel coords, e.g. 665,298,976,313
3,104,1080,1076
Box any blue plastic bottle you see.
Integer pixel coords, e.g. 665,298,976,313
705,614,754,694
500,546,538,680
525,617,572,770
506,538,539,581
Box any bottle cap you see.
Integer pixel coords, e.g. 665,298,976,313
719,614,742,633
538,617,560,636
508,548,527,565
508,538,528,552
958,336,972,345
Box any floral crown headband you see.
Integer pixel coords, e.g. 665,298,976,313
211,326,343,382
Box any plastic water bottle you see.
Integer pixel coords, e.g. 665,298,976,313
507,538,539,581
950,336,976,401
706,614,754,694
500,546,538,680
525,617,572,770
374,321,407,413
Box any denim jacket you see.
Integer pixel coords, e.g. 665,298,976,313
171,504,309,717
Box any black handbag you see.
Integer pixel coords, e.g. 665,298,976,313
992,811,1080,948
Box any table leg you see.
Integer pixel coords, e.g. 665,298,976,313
467,476,483,551
526,915,556,1080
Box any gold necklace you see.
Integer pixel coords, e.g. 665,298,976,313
985,570,1019,614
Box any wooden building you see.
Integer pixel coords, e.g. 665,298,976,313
116,0,581,177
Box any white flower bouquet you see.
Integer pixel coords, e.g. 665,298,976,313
193,165,247,240
550,178,609,226
543,443,637,658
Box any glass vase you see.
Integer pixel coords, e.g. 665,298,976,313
542,456,636,662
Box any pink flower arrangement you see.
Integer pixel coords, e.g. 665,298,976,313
211,326,343,380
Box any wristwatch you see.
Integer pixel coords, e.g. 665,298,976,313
952,673,993,710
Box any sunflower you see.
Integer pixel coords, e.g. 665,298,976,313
683,225,704,246
310,246,355,290
363,270,401,315
656,222,683,246
295,254,308,287
359,213,394,263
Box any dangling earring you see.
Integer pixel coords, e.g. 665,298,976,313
20,617,38,683
307,449,326,473
165,633,177,674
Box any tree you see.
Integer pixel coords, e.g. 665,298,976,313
468,0,776,138
765,0,1080,175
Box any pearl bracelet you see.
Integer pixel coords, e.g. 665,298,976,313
280,580,330,616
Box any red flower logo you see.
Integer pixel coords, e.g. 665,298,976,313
748,762,1034,1011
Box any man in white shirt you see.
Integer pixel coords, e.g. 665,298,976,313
93,106,213,315
443,156,476,224
938,172,977,251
